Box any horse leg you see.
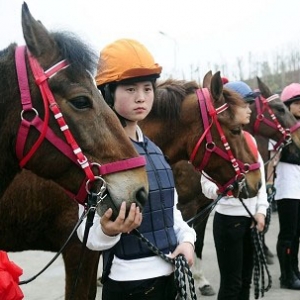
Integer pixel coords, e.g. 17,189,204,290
192,206,216,296
63,242,100,300
87,252,101,299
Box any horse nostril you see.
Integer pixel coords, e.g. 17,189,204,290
136,187,148,209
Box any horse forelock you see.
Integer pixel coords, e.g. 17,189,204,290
51,31,97,74
152,79,199,121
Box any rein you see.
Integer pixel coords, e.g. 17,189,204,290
238,197,272,299
131,229,197,300
15,45,146,203
253,94,300,150
189,88,260,194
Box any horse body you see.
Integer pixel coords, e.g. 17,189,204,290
0,3,148,211
1,170,100,299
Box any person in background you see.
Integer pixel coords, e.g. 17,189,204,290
77,38,196,300
201,81,269,300
274,83,300,290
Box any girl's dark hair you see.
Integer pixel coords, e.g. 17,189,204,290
98,77,157,108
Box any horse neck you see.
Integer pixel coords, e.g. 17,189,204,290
0,44,19,121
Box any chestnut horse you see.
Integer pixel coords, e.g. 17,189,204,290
173,76,300,293
3,72,262,299
0,3,148,212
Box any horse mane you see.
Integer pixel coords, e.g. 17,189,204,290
0,32,97,77
152,79,199,121
51,31,98,74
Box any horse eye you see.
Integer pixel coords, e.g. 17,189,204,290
69,96,92,109
231,127,242,135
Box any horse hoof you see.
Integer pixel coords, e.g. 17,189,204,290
199,285,216,296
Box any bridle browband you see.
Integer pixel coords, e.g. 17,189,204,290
15,45,146,204
189,88,260,194
253,94,300,150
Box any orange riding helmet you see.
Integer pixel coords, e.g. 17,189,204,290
95,39,162,87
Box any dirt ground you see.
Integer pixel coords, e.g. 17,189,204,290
8,210,300,300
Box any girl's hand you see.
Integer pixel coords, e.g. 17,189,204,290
100,202,142,236
254,213,265,232
169,242,195,267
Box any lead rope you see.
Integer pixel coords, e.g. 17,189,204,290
19,205,89,286
69,192,98,300
132,229,197,300
238,198,272,299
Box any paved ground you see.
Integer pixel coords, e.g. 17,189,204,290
8,210,300,299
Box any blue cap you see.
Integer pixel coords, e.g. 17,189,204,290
224,81,260,103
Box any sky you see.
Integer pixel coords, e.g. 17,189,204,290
1,0,300,81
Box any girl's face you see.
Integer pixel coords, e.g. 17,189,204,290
234,103,252,125
289,100,300,119
113,81,154,123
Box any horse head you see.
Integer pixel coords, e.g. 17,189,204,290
245,77,300,150
201,71,261,198
0,3,148,217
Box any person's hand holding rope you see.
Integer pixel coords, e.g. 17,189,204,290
169,242,195,267
253,213,265,232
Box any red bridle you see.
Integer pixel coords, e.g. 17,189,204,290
253,94,300,150
15,46,146,205
189,88,260,194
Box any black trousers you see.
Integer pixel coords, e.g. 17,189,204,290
277,199,300,243
213,212,253,300
102,273,177,300
277,199,300,271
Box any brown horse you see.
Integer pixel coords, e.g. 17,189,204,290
172,76,300,294
3,72,262,299
0,3,148,211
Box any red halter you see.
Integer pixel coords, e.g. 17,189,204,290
253,94,300,150
15,46,146,204
189,88,260,193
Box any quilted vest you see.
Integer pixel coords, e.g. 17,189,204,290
112,136,177,259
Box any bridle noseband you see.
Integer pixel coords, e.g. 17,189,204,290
15,45,146,204
253,94,300,150
189,88,260,195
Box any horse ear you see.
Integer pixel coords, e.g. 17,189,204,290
210,71,223,101
22,2,57,58
257,76,272,98
202,70,213,88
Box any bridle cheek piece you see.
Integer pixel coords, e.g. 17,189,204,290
15,46,146,205
253,94,300,150
189,88,260,195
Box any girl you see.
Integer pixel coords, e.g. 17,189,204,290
274,83,300,290
77,38,196,300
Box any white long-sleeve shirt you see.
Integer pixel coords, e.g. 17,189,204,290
201,151,269,217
